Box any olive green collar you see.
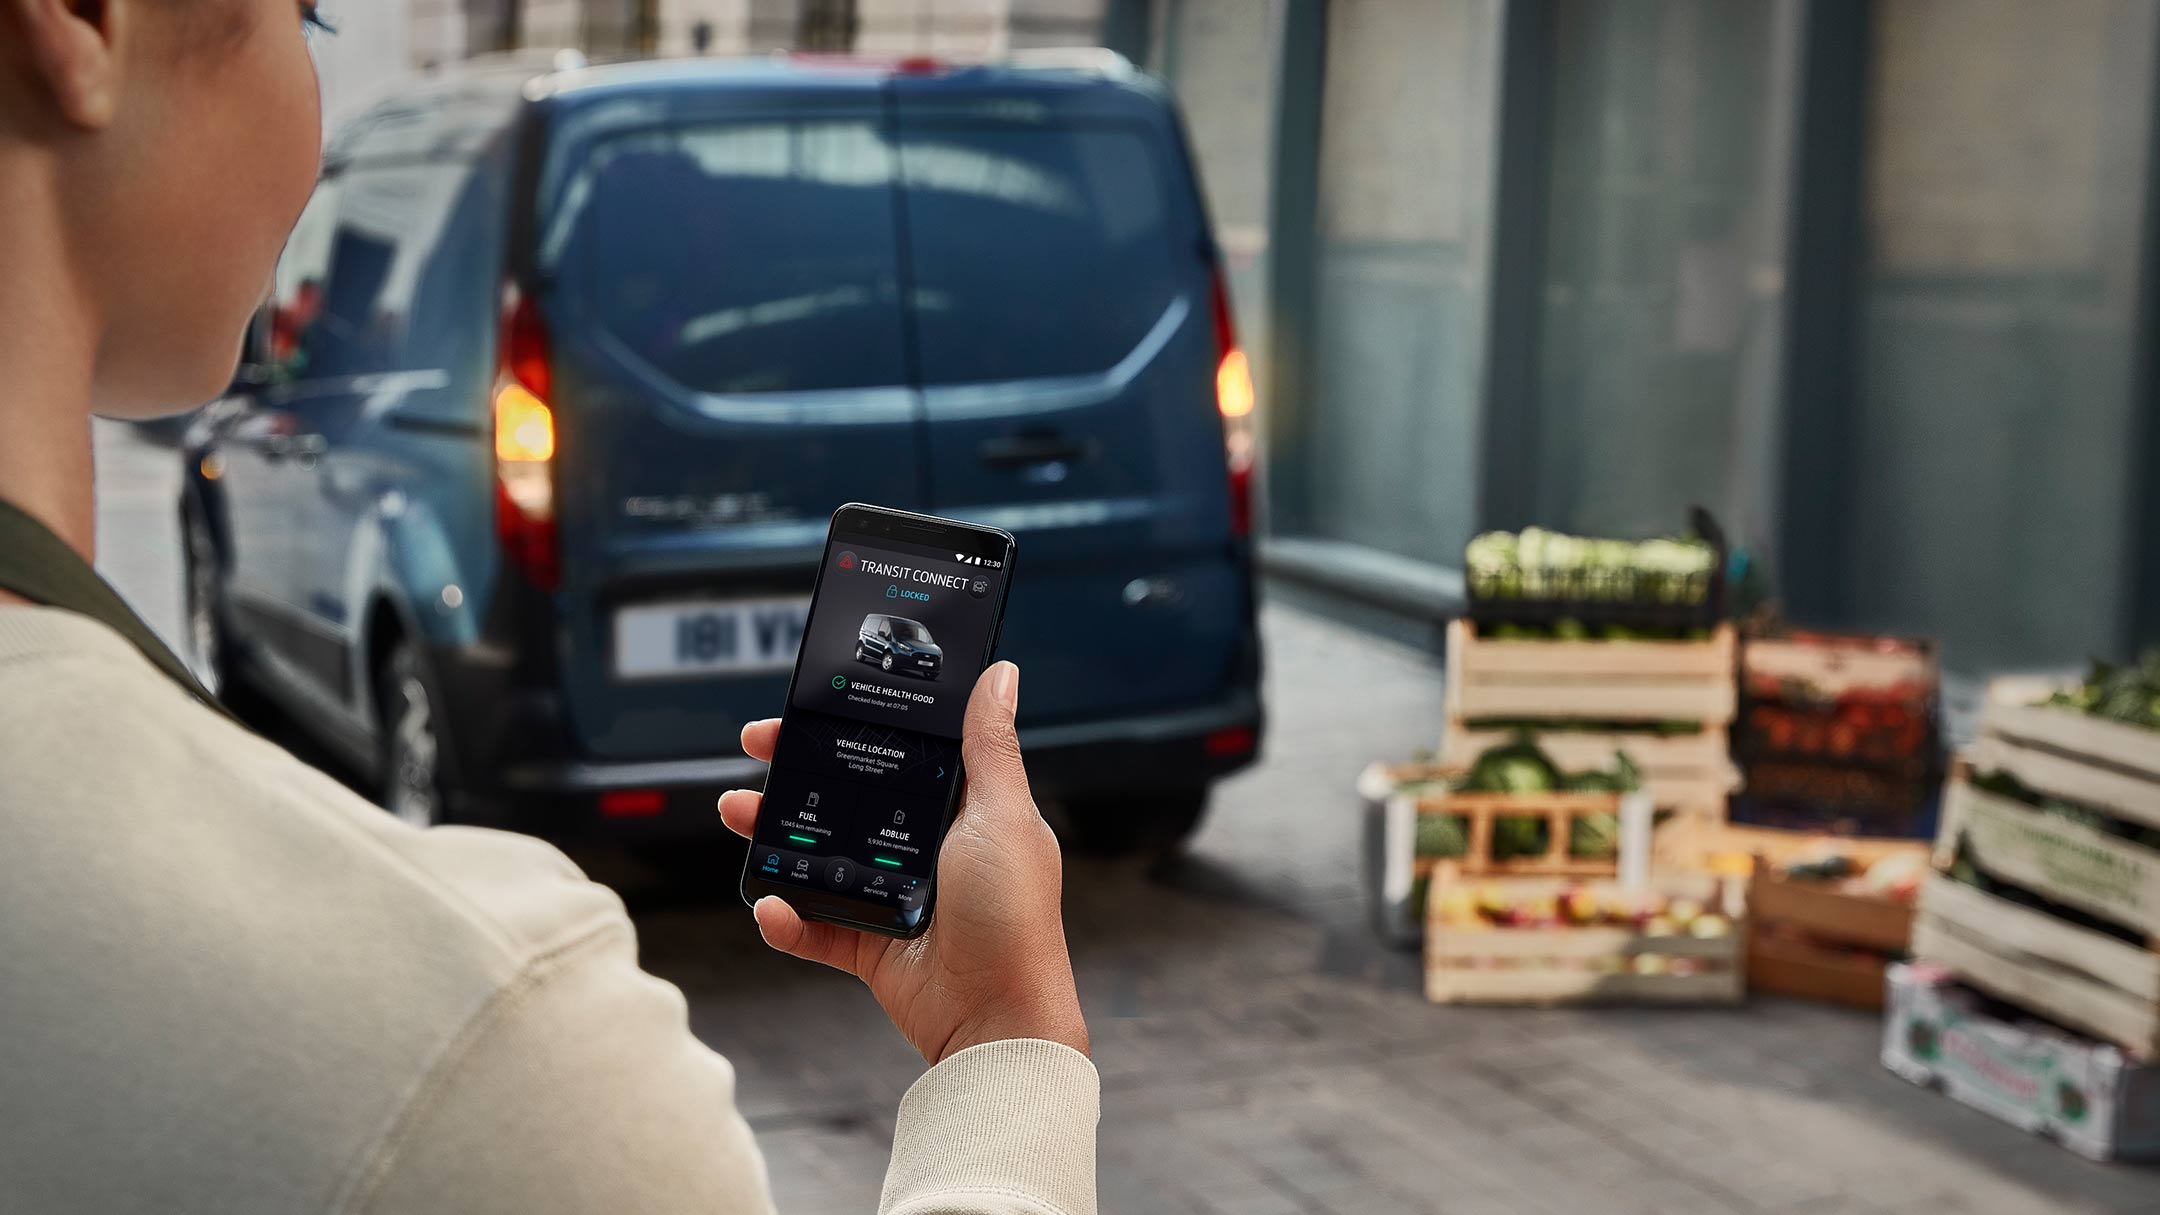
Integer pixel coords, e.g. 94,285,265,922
0,497,241,725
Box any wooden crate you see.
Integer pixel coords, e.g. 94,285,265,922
1655,818,1928,877
1921,696,2160,1049
1938,776,2160,939
1914,875,2160,1057
1425,874,1745,1005
1407,788,1624,881
1749,932,1888,1008
1445,619,1738,724
1961,701,2160,834
1654,820,1926,1008
1748,858,1917,952
1739,634,1937,700
1748,854,1923,1009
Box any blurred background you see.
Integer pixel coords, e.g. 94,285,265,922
310,0,2160,677
93,1,2160,1211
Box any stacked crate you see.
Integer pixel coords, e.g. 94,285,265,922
1441,619,1740,819
1732,633,1940,838
1655,817,1930,1009
1915,693,2160,1058
1413,784,1744,1006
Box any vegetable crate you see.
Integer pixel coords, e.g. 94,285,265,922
1411,789,1627,881
1656,820,1928,1008
1442,619,1740,813
1920,697,2160,1056
1441,723,1736,808
1425,873,1745,1006
1748,850,1924,1010
1738,633,1938,774
1360,761,1643,950
1414,784,1743,1005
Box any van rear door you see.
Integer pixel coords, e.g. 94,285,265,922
890,74,1248,724
541,92,928,759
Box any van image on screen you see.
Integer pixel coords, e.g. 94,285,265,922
857,615,942,680
179,50,1263,855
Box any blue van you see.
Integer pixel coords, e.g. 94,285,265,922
180,51,1263,853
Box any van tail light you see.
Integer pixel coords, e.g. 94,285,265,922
495,285,559,590
1211,269,1255,538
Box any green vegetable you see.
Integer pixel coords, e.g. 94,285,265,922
2047,650,2160,731
1461,736,1561,794
1415,814,1468,858
1569,813,1619,858
1465,525,1717,608
1491,815,1551,860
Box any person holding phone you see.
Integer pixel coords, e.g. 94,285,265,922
0,1,1095,1211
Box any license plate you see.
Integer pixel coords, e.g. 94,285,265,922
613,596,808,680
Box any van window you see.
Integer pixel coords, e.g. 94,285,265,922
572,121,909,395
898,124,1186,385
274,162,503,396
267,181,343,382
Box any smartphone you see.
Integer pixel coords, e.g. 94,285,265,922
739,504,1017,937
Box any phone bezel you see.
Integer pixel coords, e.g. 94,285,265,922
737,503,1016,938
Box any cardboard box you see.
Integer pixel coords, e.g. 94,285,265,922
1882,961,2160,1162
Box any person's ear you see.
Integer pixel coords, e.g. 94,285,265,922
9,0,124,130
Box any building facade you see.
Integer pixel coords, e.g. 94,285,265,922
400,0,1105,63
1116,0,2160,673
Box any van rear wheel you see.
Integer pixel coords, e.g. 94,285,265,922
1055,785,1211,857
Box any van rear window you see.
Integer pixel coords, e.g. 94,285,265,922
899,125,1184,386
575,121,909,395
568,119,1185,394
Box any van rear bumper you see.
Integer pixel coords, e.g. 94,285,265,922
1017,690,1264,797
463,687,1263,839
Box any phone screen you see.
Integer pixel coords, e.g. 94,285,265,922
741,506,1014,936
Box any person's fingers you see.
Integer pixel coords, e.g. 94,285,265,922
715,788,760,838
740,718,780,762
752,897,859,975
957,661,1031,823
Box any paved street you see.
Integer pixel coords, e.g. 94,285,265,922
91,420,2155,1213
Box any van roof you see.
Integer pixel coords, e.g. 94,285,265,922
329,48,1160,167
418,47,1139,101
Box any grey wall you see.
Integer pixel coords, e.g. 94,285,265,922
1143,0,2160,667
1291,0,1499,558
1841,0,2157,668
1528,0,1786,545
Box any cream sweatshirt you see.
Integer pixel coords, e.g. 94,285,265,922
0,607,1097,1214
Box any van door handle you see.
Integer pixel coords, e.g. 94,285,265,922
978,434,1096,468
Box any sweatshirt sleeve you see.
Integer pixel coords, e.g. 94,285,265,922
346,918,779,1215
347,911,1099,1215
879,1040,1100,1215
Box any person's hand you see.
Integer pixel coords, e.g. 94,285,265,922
717,662,1088,1065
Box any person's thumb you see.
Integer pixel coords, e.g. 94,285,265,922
959,661,1030,816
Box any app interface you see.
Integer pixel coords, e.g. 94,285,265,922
752,531,1007,929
